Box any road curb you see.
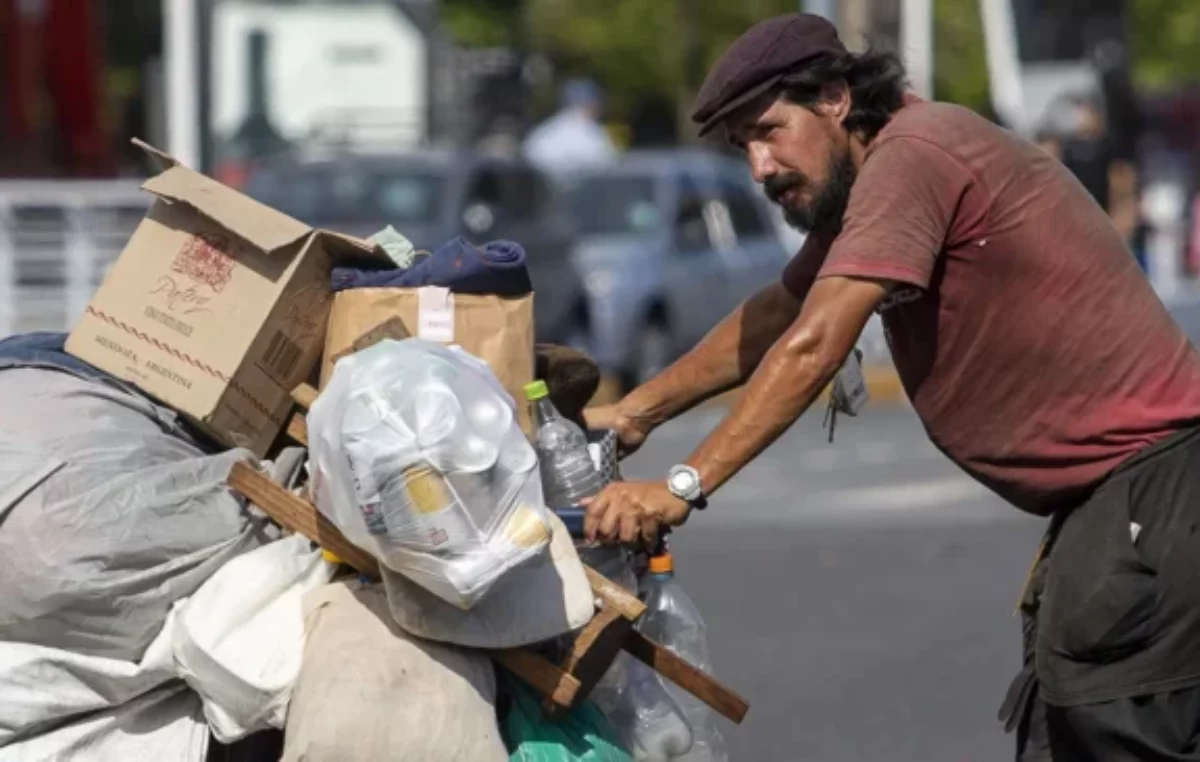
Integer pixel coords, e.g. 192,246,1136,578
588,365,909,409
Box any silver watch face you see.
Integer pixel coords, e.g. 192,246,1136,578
668,466,700,500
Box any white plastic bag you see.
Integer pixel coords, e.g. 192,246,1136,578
382,511,594,648
307,339,553,609
172,535,334,743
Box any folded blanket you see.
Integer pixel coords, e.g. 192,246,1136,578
331,237,532,296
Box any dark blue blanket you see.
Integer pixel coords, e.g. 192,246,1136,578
331,236,532,296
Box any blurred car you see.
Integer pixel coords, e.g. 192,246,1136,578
241,150,586,344
561,150,791,388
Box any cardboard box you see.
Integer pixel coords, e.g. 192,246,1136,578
66,140,384,455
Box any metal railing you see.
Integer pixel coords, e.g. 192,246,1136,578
0,181,149,338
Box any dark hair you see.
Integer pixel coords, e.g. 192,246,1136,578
779,48,908,143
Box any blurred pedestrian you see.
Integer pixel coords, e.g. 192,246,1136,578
1039,93,1147,270
1059,94,1145,263
522,78,617,176
582,12,1200,761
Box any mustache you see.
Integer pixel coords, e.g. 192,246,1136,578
764,172,806,205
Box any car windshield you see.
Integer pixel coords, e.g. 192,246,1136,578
565,174,661,235
244,164,446,225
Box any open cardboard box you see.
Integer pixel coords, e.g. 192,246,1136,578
66,139,387,455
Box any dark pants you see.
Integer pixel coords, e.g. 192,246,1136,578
1002,425,1200,761
1015,682,1200,760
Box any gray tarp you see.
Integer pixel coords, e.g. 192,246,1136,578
0,367,279,663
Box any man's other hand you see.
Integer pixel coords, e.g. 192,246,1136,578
583,403,653,458
582,480,691,546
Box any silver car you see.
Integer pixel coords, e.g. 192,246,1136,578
563,150,793,388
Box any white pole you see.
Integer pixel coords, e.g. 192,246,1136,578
978,0,1025,131
901,0,933,99
164,0,201,168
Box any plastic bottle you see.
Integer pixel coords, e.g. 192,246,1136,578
525,380,605,508
638,553,729,762
591,653,695,761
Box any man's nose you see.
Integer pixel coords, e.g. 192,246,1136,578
747,143,777,185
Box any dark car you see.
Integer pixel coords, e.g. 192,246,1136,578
242,150,585,344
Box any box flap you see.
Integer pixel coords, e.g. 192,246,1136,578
131,138,179,171
134,142,312,256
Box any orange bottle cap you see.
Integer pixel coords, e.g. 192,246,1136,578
648,553,674,574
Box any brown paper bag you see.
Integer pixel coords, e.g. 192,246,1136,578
321,287,535,433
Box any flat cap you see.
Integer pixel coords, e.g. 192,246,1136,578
691,13,846,137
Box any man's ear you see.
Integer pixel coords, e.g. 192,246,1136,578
816,80,851,123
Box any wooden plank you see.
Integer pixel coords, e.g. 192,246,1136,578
585,566,646,621
543,607,632,718
492,648,582,709
227,461,380,578
291,383,319,411
286,412,309,446
624,629,750,724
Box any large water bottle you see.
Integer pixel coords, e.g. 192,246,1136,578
525,380,605,508
639,553,729,762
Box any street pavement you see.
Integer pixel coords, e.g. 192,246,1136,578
618,406,1047,762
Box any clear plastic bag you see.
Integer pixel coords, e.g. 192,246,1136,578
307,339,553,609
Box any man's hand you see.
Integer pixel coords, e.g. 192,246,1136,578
583,403,653,458
582,480,691,546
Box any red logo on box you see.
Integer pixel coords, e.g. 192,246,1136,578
172,233,235,293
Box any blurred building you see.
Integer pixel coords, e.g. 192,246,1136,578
0,0,540,180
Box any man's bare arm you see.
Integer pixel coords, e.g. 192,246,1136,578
615,281,804,433
684,276,889,495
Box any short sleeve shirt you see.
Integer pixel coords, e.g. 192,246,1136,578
782,98,1200,514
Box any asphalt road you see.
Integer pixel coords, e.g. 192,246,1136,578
618,405,1047,762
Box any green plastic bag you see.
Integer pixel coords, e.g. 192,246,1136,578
500,674,633,762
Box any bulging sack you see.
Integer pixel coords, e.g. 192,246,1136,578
172,535,334,743
307,339,553,609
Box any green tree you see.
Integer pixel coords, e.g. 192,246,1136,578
1130,0,1200,91
933,0,991,115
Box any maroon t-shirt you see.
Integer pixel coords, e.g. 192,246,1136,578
783,98,1200,515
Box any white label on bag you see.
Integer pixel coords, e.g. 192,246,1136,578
418,287,455,343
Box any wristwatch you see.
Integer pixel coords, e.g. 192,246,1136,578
667,464,708,510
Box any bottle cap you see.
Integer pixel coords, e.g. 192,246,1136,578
648,553,674,574
524,380,549,401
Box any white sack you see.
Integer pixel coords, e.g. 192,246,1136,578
173,535,334,743
282,580,507,762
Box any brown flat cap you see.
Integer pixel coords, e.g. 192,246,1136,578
691,13,846,137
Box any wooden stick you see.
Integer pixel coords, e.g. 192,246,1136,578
492,648,583,710
287,413,309,446
291,383,319,412
227,461,380,578
585,566,646,621
623,629,750,724
542,607,631,717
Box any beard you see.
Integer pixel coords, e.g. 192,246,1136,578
764,148,857,237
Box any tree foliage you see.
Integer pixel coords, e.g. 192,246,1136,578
441,0,998,127
1130,0,1200,91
